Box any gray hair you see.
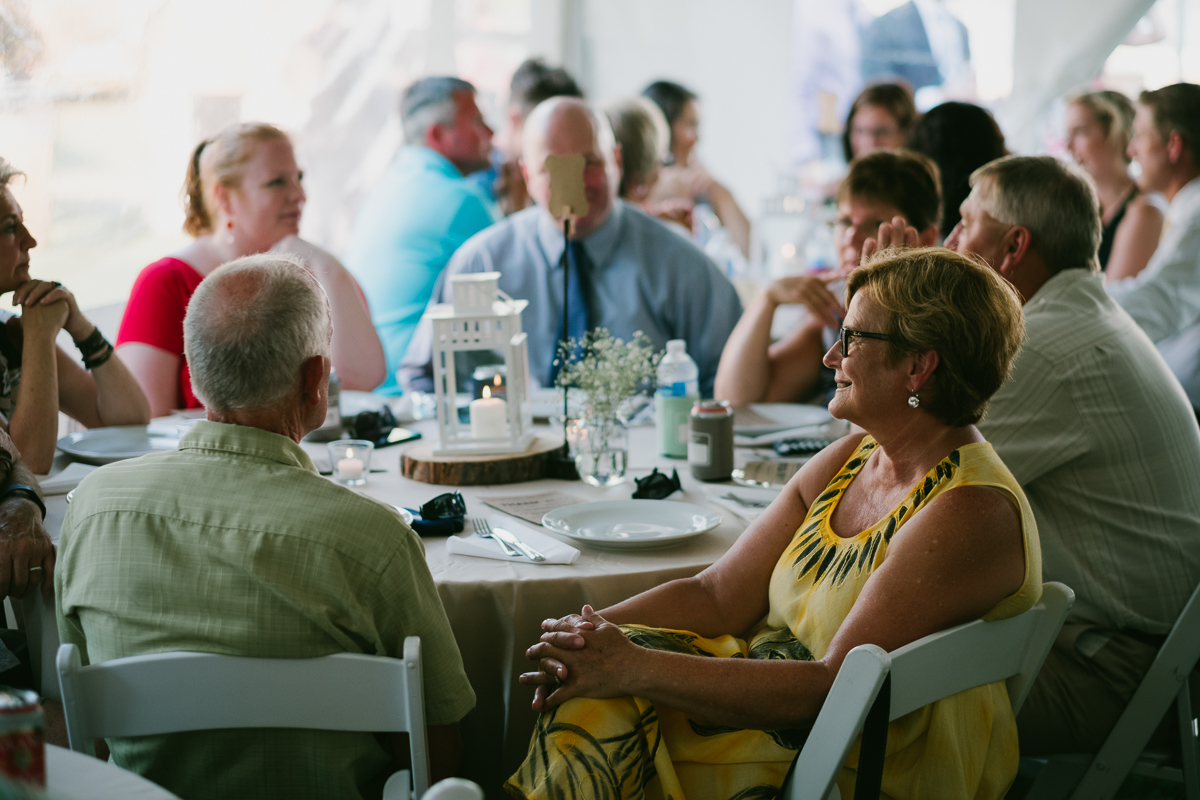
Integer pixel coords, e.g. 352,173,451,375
970,155,1101,274
0,158,24,188
401,76,475,145
184,254,331,412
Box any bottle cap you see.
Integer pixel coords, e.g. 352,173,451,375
666,340,686,354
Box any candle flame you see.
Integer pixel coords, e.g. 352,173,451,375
346,448,354,459
494,374,502,386
482,385,491,399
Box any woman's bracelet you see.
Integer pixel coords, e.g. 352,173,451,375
83,343,114,371
73,327,109,361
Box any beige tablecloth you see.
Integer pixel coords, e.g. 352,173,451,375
34,419,771,797
319,422,750,793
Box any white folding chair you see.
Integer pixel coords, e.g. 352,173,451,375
57,638,429,800
782,582,1075,800
1021,578,1200,800
423,778,484,800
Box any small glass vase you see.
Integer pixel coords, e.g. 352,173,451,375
571,413,629,487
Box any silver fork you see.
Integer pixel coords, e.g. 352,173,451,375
471,517,518,557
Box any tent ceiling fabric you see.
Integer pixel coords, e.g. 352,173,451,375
1003,0,1156,153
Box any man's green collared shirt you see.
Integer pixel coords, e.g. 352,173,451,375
56,421,475,800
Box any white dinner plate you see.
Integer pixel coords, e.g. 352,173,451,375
734,403,832,435
542,500,721,550
56,426,180,465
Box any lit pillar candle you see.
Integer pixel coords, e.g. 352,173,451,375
335,448,364,481
469,385,508,439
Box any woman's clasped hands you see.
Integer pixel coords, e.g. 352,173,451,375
521,605,642,712
12,279,81,340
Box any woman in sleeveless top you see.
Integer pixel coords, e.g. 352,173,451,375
1066,92,1163,281
117,123,386,416
512,247,1040,800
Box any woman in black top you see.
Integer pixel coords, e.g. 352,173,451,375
1066,91,1163,280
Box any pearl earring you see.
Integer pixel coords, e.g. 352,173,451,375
908,393,920,408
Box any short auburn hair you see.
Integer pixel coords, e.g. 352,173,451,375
838,149,943,234
847,247,1025,428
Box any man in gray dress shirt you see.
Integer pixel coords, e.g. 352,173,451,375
944,155,1200,755
410,97,741,395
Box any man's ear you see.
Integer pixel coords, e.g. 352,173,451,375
996,225,1033,279
1168,130,1187,165
612,143,623,177
518,156,528,187
425,122,448,151
300,355,327,408
919,224,939,246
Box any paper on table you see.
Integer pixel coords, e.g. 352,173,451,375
482,491,585,526
38,463,98,496
445,515,580,564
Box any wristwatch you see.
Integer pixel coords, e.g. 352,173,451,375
0,485,45,520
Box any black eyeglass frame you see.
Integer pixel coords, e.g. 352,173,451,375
839,327,893,358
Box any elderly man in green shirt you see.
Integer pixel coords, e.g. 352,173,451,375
56,255,474,799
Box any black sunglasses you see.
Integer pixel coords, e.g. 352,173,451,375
839,327,892,358
419,492,467,521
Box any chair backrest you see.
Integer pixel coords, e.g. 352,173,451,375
785,582,1074,800
57,637,429,799
1068,575,1200,798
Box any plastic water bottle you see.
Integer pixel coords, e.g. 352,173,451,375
656,340,700,458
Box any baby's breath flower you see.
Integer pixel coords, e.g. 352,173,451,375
555,329,661,419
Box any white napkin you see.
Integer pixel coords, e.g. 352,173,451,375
446,515,580,564
38,463,98,496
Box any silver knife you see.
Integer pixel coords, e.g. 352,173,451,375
490,527,546,562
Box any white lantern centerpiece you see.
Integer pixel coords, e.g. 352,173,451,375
425,272,534,455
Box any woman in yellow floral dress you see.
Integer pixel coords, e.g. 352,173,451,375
511,245,1042,800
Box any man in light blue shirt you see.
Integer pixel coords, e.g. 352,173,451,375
408,97,741,396
345,77,500,394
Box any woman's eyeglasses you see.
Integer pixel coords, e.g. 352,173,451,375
839,327,892,358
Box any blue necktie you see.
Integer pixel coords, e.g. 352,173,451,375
550,241,590,384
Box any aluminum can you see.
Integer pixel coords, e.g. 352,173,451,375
689,400,734,481
0,690,44,786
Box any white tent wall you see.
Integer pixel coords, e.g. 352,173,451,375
573,0,794,226
1000,0,1156,154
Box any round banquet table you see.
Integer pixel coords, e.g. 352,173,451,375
311,421,753,794
33,416,793,798
45,744,180,798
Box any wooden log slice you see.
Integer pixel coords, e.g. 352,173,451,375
400,435,569,485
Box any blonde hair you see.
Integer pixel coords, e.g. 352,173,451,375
605,97,670,199
1071,90,1135,161
847,247,1025,428
182,123,291,236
